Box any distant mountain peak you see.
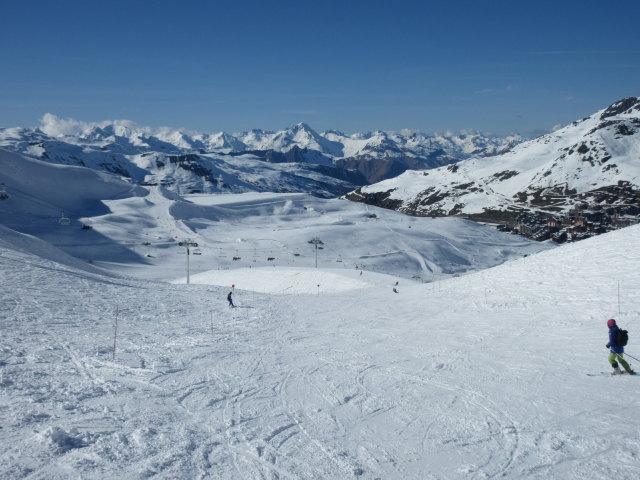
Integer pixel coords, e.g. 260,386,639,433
292,122,314,131
321,128,346,136
600,96,640,120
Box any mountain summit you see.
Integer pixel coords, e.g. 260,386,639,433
0,118,522,196
345,97,640,241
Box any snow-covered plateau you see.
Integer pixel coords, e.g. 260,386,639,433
1,144,640,479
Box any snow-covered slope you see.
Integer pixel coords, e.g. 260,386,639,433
0,117,523,195
346,97,640,223
0,147,551,283
2,209,639,478
138,190,552,282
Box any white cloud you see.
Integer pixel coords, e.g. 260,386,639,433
39,113,90,137
38,114,182,138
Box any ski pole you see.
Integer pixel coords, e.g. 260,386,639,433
624,352,640,362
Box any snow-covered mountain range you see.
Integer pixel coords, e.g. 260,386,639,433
0,116,522,197
346,98,640,232
0,147,550,282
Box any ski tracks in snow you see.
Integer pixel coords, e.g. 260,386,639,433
202,296,366,479
5,227,640,479
0,261,529,479
390,368,521,479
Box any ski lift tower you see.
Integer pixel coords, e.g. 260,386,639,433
179,239,199,284
308,237,324,268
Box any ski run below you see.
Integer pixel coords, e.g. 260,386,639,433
2,224,640,479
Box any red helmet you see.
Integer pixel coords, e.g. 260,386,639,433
607,319,616,328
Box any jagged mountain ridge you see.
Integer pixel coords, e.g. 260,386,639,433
345,97,640,233
0,118,522,197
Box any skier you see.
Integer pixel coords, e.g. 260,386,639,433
227,291,234,308
606,318,635,375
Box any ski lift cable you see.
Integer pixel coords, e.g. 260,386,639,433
0,184,95,222
6,190,68,217
3,184,207,248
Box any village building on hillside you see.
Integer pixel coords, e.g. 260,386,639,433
504,182,640,243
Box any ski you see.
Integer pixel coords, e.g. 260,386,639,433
586,372,637,377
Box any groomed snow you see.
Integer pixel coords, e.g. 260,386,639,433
182,267,404,295
79,186,551,283
2,218,639,479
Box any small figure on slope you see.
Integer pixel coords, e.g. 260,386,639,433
227,291,235,308
606,318,634,375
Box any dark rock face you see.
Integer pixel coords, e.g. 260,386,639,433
227,147,457,186
337,155,445,184
600,97,640,120
616,123,636,136
344,188,404,211
491,170,520,181
577,143,589,154
166,155,218,184
99,161,131,177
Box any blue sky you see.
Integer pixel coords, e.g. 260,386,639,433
2,0,638,136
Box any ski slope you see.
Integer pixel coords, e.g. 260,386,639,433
0,147,552,283
2,220,639,479
96,188,552,283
